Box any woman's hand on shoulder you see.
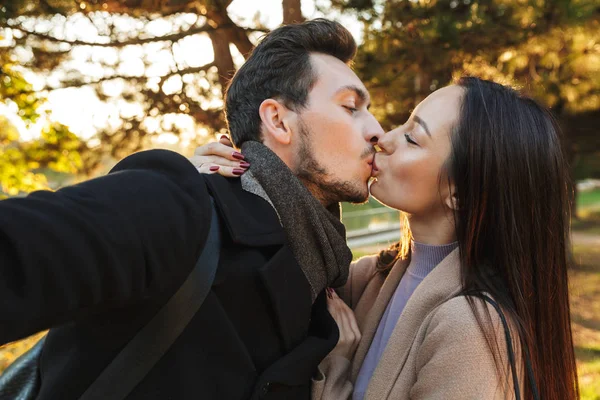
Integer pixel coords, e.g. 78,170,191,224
326,288,362,361
189,135,249,178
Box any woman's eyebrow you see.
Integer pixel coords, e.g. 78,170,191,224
413,115,432,138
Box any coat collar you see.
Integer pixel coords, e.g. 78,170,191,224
203,174,286,247
361,248,463,398
204,174,315,350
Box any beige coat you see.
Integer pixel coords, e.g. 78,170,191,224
312,248,523,400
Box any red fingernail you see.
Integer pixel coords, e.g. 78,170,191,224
209,166,220,172
232,151,245,160
220,135,229,140
233,168,245,175
240,161,250,168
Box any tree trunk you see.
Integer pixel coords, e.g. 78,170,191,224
227,26,254,59
205,5,254,59
282,0,305,24
208,29,235,96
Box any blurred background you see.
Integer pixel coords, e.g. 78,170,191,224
0,0,598,396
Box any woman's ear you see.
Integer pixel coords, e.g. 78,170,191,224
259,99,293,145
444,185,459,211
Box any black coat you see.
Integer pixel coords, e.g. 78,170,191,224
0,149,339,399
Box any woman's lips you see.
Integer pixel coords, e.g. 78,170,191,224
371,154,379,176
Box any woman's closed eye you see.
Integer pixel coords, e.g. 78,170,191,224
404,133,419,146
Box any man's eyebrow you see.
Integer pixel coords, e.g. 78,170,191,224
336,85,371,108
413,115,432,138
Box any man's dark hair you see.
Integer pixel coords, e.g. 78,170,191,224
225,18,357,146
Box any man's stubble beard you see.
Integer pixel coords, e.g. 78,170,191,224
294,117,371,207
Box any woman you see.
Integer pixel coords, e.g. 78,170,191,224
192,77,579,400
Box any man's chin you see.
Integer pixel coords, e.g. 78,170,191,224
341,183,370,204
345,197,369,205
298,170,369,205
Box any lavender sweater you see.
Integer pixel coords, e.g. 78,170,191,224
353,241,458,400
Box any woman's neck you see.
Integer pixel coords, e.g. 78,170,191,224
407,212,457,245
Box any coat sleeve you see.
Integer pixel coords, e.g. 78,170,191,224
311,354,353,400
410,296,522,400
0,149,212,345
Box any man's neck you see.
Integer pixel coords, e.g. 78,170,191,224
297,177,335,209
264,141,336,208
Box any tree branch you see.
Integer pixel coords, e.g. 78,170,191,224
283,0,305,24
40,62,216,91
4,22,265,48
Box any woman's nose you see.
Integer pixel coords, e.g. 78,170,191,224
376,131,394,153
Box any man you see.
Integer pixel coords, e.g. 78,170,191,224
0,19,382,399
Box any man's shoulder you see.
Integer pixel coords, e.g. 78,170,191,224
110,149,197,179
108,149,212,203
203,174,286,247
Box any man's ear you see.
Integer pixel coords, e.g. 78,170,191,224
259,99,294,145
444,185,459,211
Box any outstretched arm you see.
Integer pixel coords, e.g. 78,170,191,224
0,149,212,345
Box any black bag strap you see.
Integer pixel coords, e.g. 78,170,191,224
80,198,222,400
461,293,540,400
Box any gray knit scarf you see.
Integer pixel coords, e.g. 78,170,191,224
241,141,353,301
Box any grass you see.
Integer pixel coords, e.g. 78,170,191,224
578,189,600,209
577,344,600,400
571,244,600,399
573,206,600,235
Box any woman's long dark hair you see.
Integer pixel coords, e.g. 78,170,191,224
449,77,578,399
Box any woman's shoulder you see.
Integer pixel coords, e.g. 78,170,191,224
429,294,505,331
423,293,518,358
411,294,523,398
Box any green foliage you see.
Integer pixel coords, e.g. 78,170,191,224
0,56,44,125
0,15,86,195
0,120,84,196
0,147,49,197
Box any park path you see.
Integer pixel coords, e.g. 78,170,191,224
572,232,600,246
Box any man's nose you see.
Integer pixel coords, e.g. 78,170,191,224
365,114,384,144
